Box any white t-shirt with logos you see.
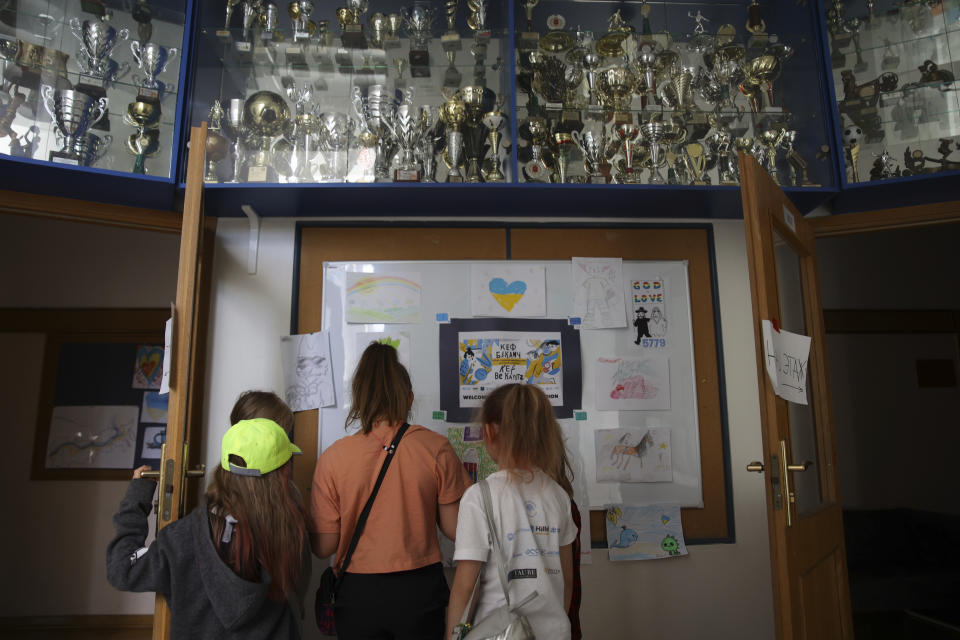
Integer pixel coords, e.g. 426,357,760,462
454,469,577,640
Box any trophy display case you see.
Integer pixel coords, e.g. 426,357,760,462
186,0,513,185
513,0,836,189
824,0,960,185
0,0,188,178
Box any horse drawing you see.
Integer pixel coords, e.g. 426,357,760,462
610,431,654,471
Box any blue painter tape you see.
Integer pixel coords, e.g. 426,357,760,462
568,317,582,325
573,411,587,421
436,312,450,323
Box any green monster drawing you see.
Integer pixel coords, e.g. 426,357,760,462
377,337,402,350
660,534,681,556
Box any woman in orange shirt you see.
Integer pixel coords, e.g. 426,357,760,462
310,342,472,639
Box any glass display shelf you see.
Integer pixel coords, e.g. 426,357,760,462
511,0,835,189
187,0,514,186
0,0,187,177
825,0,960,185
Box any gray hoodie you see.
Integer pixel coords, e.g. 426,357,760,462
107,478,311,639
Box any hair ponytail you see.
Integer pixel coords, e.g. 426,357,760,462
480,383,573,496
346,342,412,434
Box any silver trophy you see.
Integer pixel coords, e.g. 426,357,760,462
615,122,640,183
481,110,506,182
417,105,440,182
68,131,113,167
639,118,666,184
70,17,130,84
224,97,247,183
572,128,606,183
318,111,353,181
289,1,314,41
131,42,178,98
242,0,264,41
42,86,108,163
440,94,466,181
402,3,435,74
262,3,279,40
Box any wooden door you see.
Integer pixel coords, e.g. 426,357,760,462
740,154,853,639
151,124,214,640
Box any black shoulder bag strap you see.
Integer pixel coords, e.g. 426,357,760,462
333,422,410,590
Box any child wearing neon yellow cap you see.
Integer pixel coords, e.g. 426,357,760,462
107,391,311,639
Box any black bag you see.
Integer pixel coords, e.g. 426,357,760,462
315,567,337,634
314,423,409,633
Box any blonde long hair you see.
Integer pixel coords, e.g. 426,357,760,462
207,390,306,602
479,383,573,497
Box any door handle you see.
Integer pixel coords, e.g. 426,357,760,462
140,464,205,480
746,461,765,473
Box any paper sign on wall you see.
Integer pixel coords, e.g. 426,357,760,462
761,320,812,405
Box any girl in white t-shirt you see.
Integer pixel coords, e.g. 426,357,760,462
446,383,577,640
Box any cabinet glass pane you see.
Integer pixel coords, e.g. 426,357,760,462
514,0,834,188
0,0,187,178
186,0,513,184
774,228,824,517
827,0,960,183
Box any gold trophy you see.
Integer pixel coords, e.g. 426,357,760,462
442,0,461,51
518,0,540,50
596,10,634,59
683,142,707,185
441,95,467,182
205,100,229,183
241,90,290,182
596,66,636,124
481,110,506,182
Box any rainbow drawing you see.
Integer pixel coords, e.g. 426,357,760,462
345,273,422,324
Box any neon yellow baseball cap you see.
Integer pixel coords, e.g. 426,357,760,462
221,418,302,476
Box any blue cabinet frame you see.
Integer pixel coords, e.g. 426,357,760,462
3,0,957,217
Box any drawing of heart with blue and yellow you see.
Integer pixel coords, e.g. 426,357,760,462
660,514,671,525
488,278,527,311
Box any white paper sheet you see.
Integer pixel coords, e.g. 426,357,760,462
629,274,670,351
281,332,336,412
470,264,546,317
761,320,812,405
158,317,172,395
571,257,627,328
595,356,671,411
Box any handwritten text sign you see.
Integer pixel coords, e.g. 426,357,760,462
761,320,812,405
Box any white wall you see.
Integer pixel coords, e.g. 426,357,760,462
0,213,179,616
0,211,775,636
203,217,774,639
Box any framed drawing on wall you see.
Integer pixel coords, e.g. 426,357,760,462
14,309,171,480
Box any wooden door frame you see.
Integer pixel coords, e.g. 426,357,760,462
0,189,183,233
742,154,853,640
809,199,960,238
0,133,211,639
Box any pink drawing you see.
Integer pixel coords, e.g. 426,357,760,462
610,374,658,399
